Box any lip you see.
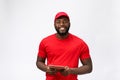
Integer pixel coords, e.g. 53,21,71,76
59,27,66,33
60,27,65,30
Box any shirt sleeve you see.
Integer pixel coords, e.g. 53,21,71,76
80,42,90,60
37,40,47,58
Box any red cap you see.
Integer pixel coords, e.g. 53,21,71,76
54,12,70,21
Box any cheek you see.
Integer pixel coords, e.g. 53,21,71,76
54,24,59,29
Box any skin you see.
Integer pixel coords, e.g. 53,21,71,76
54,16,70,39
36,16,92,76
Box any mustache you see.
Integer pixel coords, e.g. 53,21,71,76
55,26,70,36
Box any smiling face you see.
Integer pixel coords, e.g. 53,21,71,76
54,16,70,36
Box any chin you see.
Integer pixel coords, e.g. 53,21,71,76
58,32,68,36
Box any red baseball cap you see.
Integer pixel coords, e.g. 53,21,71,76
54,12,70,21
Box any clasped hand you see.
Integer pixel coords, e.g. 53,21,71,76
46,66,70,76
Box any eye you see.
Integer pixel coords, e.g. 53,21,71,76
63,20,69,23
55,18,69,24
56,20,60,24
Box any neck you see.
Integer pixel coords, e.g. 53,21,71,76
56,33,69,40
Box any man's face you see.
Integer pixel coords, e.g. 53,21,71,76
54,16,70,36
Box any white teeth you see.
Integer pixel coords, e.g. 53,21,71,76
60,28,64,30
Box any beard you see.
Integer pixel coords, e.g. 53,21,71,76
55,25,70,36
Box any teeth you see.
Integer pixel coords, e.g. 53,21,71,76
60,28,64,30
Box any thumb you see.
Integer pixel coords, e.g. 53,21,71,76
65,66,69,70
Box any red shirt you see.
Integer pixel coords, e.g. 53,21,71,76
38,33,90,80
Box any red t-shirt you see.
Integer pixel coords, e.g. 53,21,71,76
38,33,90,80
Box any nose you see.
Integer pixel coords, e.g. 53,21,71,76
60,21,64,26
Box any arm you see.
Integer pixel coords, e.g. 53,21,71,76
70,58,92,75
36,56,57,74
36,56,48,72
60,58,92,76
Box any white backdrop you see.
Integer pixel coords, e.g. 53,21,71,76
0,0,120,80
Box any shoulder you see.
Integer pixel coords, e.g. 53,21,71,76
41,34,56,43
70,33,88,46
70,33,84,42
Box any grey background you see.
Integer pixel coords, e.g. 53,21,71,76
0,0,120,80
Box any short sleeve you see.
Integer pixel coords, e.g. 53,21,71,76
37,40,47,58
80,42,90,60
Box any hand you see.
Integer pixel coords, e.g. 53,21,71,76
46,66,57,75
60,66,71,76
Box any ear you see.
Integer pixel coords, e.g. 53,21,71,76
54,21,57,27
54,23,56,27
69,22,71,27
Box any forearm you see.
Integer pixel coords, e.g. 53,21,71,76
70,65,92,75
36,61,58,75
36,61,48,72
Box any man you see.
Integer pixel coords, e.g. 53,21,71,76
36,12,92,80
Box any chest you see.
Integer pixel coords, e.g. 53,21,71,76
45,40,81,57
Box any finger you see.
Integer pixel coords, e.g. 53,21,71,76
50,67,56,71
65,66,69,70
47,66,50,70
46,66,50,72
